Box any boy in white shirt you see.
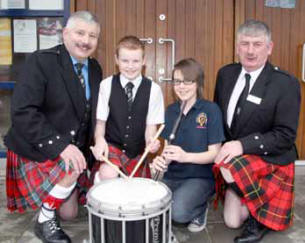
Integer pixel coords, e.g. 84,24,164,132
91,35,164,180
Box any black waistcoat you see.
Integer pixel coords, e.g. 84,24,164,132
105,74,151,158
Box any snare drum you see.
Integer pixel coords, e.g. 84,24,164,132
86,177,172,243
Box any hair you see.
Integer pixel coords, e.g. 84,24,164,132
172,58,204,99
237,19,271,42
115,35,145,57
66,11,100,30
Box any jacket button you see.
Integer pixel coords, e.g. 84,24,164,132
71,130,75,136
38,144,43,148
48,140,53,144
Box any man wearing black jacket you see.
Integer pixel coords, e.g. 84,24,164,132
214,20,300,243
5,11,102,243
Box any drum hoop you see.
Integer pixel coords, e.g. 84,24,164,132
86,201,171,220
86,178,172,218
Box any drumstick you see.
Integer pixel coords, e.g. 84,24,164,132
100,155,128,179
129,124,165,178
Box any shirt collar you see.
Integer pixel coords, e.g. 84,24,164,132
120,74,142,89
241,65,264,82
173,99,201,113
70,56,88,68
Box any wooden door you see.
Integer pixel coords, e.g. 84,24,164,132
155,0,234,105
235,0,305,159
73,0,235,105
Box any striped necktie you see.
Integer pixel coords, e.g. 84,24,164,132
75,63,85,90
125,82,134,110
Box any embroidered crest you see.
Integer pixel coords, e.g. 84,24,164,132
196,112,207,128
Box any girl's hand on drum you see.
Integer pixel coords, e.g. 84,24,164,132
90,139,109,161
163,145,187,163
152,156,168,172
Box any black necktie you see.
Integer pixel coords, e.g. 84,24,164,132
75,63,85,90
230,73,251,134
125,82,134,110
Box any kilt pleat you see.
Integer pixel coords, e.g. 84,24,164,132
213,155,294,231
6,150,67,213
106,145,151,178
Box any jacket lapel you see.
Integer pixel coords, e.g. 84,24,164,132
88,58,101,125
57,45,85,120
88,58,100,105
221,64,242,137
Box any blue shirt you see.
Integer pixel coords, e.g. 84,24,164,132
70,56,90,99
163,99,225,179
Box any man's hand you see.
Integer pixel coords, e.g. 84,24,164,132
215,140,243,164
60,144,86,174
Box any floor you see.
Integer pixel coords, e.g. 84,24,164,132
1,159,305,243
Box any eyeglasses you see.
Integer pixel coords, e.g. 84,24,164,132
172,79,195,85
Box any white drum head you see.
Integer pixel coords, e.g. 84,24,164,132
87,178,171,218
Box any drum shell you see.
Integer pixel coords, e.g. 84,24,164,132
86,178,172,243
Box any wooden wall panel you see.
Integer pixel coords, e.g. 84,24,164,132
235,0,305,158
94,0,105,69
143,0,157,80
75,0,88,11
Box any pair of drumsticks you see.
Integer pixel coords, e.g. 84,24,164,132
98,124,165,179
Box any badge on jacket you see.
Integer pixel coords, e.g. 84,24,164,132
247,94,262,105
196,112,207,129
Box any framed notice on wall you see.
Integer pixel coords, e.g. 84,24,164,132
0,0,25,9
29,0,64,10
13,19,37,53
38,17,63,49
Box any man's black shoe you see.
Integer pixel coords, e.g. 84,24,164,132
234,216,270,243
34,217,71,243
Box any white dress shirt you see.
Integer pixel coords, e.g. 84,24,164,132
227,66,264,127
96,74,164,124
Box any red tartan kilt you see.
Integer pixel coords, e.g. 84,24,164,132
213,155,294,231
6,150,67,213
108,145,151,178
88,145,151,179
